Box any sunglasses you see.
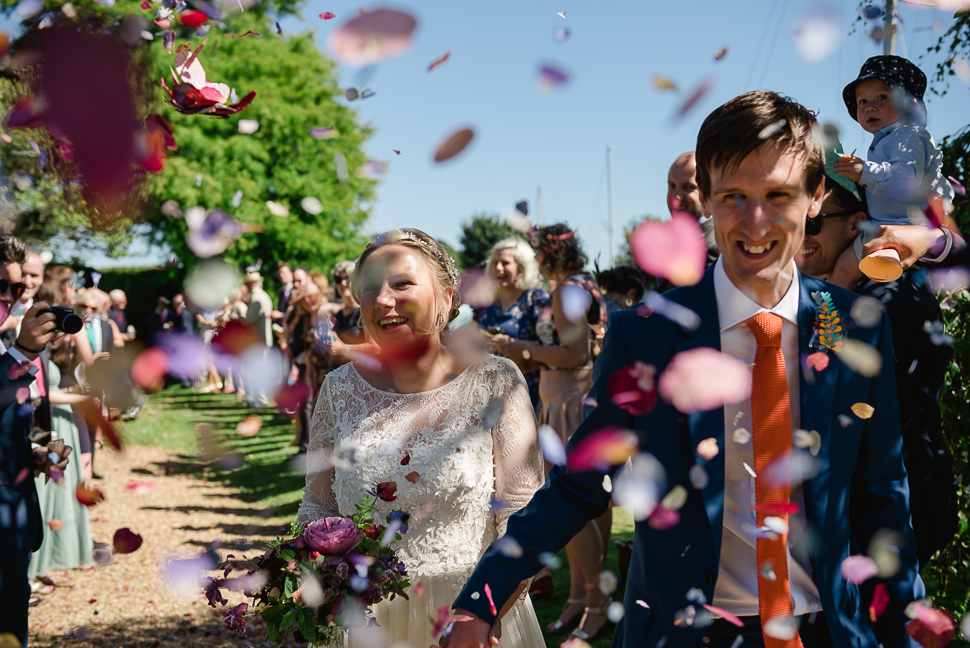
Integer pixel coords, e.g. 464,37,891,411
805,211,857,236
0,280,26,301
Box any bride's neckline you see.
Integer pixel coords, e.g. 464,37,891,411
349,360,476,396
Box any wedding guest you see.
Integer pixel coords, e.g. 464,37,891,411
28,282,96,585
796,174,957,571
243,273,274,407
489,223,609,641
222,287,249,396
284,283,318,453
271,262,294,321
447,90,922,648
595,265,648,321
476,237,549,414
330,260,365,345
0,234,70,647
146,296,171,345
0,248,44,349
107,289,132,340
297,228,545,648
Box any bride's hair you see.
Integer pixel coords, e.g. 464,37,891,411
351,228,463,337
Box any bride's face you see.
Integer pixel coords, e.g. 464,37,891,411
357,244,449,349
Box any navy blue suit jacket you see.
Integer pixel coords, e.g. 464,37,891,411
0,351,43,561
455,266,923,648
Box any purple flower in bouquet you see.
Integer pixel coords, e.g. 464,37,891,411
200,576,227,608
388,510,409,534
304,517,362,555
222,602,248,634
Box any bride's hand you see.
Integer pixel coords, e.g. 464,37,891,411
438,608,501,648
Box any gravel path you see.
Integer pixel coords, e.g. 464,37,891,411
27,444,293,648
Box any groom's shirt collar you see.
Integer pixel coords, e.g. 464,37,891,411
713,256,800,331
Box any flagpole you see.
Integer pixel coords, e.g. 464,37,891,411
607,145,615,268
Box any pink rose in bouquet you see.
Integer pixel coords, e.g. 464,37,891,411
303,517,361,556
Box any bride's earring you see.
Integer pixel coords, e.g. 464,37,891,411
436,314,444,327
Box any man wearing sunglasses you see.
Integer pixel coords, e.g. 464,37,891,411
795,179,957,575
0,234,70,647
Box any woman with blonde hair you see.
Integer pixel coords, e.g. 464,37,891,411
476,237,549,414
490,223,610,642
298,228,545,648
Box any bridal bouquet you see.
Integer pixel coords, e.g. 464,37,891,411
202,492,410,645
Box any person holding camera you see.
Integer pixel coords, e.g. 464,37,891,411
0,234,72,647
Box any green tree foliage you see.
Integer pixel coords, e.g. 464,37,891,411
458,212,519,269
0,0,375,274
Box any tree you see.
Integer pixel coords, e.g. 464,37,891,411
614,213,663,269
457,212,519,269
0,0,376,275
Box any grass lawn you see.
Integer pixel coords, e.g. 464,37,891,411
125,385,635,648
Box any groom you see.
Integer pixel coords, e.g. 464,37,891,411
444,91,922,648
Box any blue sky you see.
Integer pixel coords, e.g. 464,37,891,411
286,0,968,269
9,0,970,268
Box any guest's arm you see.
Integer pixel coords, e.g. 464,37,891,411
492,286,589,369
862,224,967,270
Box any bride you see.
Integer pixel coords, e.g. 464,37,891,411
296,228,546,648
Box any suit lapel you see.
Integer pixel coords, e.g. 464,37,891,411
670,269,727,558
797,274,839,529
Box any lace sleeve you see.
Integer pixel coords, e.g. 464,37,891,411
491,359,545,537
296,377,340,529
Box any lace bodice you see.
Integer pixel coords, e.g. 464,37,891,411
296,355,544,580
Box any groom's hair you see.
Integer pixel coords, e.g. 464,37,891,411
694,90,824,199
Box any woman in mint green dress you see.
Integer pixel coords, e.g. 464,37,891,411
28,330,96,580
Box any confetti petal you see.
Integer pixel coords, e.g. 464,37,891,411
696,437,719,461
428,50,451,71
658,348,751,413
869,583,890,622
319,11,335,19
607,361,658,415
566,427,639,472
47,518,63,531
806,351,830,372
794,6,841,62
851,402,875,419
76,482,106,507
125,481,155,493
841,555,879,584
671,77,714,122
764,615,799,640
648,505,680,530
703,604,743,626
630,212,707,287
237,119,259,134
483,583,497,616
713,47,728,61
328,8,417,67
538,425,566,465
650,75,678,92
113,527,144,554
179,10,207,27
310,126,337,139
433,127,474,163
301,196,323,214
235,414,262,437
906,604,956,648
948,175,965,196
836,339,882,377
538,63,570,92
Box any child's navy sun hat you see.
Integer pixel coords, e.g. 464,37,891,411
842,55,927,121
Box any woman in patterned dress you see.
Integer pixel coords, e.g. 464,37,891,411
476,237,549,414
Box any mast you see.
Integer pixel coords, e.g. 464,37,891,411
883,0,897,55
607,145,614,268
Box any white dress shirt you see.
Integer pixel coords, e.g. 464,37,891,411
710,257,822,617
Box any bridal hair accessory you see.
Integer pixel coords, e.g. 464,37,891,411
386,228,461,288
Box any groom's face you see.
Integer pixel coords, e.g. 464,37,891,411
704,143,824,298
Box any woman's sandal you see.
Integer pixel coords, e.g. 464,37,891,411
545,598,587,633
569,605,614,642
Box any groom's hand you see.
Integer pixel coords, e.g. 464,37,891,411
439,608,501,648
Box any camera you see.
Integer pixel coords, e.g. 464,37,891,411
41,306,84,334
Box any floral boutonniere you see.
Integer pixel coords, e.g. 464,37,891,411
807,291,843,371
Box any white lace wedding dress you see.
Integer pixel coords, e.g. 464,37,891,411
297,354,546,648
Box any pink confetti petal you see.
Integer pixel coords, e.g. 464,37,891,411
566,427,639,472
703,604,743,627
948,175,965,196
806,351,830,372
658,348,752,414
125,481,155,493
648,505,680,530
328,8,417,67
15,387,29,403
131,347,170,389
630,212,707,287
840,555,879,584
671,77,714,123
7,361,32,380
13,466,30,486
538,63,570,92
319,11,335,19
483,583,498,616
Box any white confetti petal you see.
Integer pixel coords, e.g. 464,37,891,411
238,119,259,134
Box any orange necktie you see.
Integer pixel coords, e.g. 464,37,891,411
746,312,803,648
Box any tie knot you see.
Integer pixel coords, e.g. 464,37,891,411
746,312,783,348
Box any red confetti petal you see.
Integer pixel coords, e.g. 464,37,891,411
483,583,498,616
140,0,150,8
178,10,208,27
806,351,830,372
906,605,955,648
869,583,889,622
113,527,144,554
76,483,106,507
319,11,335,19
131,347,169,389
